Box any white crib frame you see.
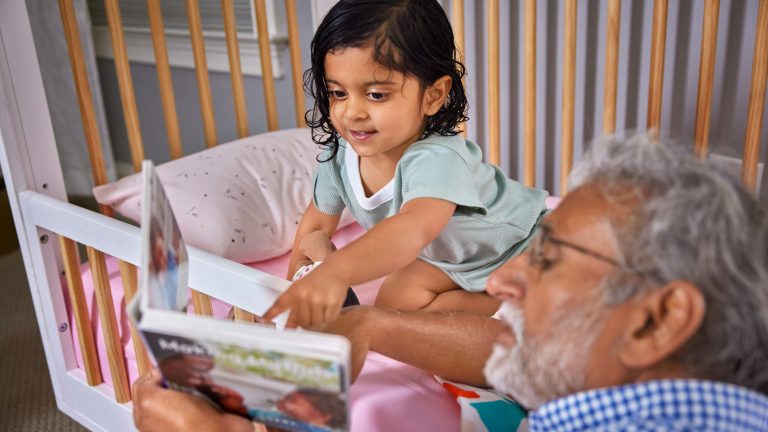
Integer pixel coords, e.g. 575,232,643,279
0,3,290,431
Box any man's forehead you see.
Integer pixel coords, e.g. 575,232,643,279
545,185,618,240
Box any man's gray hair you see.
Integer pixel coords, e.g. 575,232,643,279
570,133,768,395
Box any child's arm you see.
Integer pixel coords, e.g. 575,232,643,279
286,201,341,280
264,197,456,329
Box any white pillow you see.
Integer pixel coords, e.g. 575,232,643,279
93,128,352,263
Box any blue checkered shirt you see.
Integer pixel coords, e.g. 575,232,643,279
528,380,768,431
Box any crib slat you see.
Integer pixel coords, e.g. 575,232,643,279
560,0,577,195
254,0,279,131
694,0,720,157
647,0,668,132
524,0,537,186
86,247,131,403
488,0,500,165
59,236,103,386
285,0,306,128
58,0,110,203
742,0,768,190
222,0,250,138
186,0,218,147
452,0,467,136
603,0,621,134
118,261,152,376
233,308,256,323
104,0,145,172
192,290,213,316
147,0,183,160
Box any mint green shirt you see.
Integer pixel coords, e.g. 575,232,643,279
313,134,547,292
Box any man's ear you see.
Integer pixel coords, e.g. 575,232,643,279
618,281,705,369
423,75,452,116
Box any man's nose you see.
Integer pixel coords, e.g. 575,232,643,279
486,253,528,301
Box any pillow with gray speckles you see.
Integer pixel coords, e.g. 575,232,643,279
93,128,353,263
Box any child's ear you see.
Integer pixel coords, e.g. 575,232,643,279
423,75,452,116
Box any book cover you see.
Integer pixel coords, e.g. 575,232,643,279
129,161,350,432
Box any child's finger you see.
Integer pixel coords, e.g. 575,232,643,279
262,293,291,322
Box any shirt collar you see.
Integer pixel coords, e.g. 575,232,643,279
528,379,768,432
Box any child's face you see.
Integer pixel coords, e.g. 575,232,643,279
324,45,446,162
277,392,331,425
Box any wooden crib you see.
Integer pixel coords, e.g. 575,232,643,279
0,0,766,431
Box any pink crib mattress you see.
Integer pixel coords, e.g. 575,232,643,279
66,222,461,431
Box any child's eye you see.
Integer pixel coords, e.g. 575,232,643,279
328,90,346,99
367,92,388,101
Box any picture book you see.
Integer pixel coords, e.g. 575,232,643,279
128,160,351,432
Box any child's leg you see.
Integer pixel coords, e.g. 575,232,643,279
374,259,500,315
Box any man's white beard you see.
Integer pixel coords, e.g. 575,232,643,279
483,301,606,410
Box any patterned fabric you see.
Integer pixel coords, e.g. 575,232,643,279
435,377,528,432
529,380,768,431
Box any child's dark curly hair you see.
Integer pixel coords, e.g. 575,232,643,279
304,0,469,161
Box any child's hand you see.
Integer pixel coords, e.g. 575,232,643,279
263,269,349,329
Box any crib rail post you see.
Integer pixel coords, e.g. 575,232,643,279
560,0,578,195
222,0,250,138
694,0,720,157
285,0,306,128
524,0,537,187
487,0,500,165
254,0,279,131
742,0,768,191
647,0,668,133
603,0,621,135
186,0,219,148
147,0,184,160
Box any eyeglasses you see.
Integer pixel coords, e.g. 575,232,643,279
528,224,658,282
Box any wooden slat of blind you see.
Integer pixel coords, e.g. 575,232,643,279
118,261,152,376
285,0,306,128
647,0,668,132
186,0,218,147
603,0,621,134
222,0,250,138
59,236,102,386
488,0,500,165
524,0,537,186
58,0,110,205
254,0,279,131
452,0,467,136
147,0,183,160
694,0,720,157
560,0,577,195
742,0,768,190
86,246,131,403
104,0,145,172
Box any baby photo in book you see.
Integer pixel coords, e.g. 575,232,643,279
129,161,351,432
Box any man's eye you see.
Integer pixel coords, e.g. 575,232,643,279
536,256,554,271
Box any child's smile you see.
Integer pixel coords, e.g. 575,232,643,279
324,45,430,164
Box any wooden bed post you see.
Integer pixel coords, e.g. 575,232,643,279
222,0,251,138
524,0,537,187
255,0,280,131
742,0,768,191
647,0,668,135
186,0,219,148
488,0,500,166
560,0,577,195
147,0,184,160
693,0,720,158
603,0,621,135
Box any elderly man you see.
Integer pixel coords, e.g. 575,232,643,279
133,135,768,431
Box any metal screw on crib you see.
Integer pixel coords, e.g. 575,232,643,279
58,323,68,333
40,234,48,244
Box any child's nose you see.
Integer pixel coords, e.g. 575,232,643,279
486,254,528,302
343,96,367,120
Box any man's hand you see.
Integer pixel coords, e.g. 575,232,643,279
323,306,377,381
263,267,350,329
132,369,252,432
